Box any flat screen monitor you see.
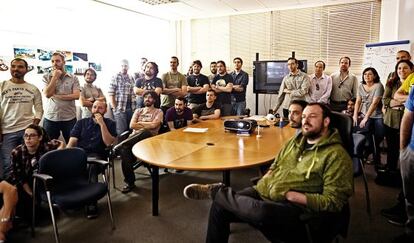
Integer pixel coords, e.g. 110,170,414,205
253,60,307,94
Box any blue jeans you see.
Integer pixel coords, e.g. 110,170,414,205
231,101,246,116
0,129,24,178
43,118,77,143
113,108,133,136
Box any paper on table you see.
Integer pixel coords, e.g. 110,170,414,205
183,127,209,133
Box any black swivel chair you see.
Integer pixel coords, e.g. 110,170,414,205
302,111,371,243
32,148,115,243
300,111,354,243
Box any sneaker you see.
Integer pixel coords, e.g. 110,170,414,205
392,233,414,243
381,204,406,221
121,183,136,194
183,183,224,200
86,205,98,219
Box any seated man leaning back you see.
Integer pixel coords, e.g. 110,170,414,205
183,103,353,243
120,90,163,193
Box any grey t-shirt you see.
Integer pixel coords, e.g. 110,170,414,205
358,82,384,118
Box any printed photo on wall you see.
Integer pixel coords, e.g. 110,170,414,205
37,66,52,74
73,52,88,62
37,49,53,61
89,62,102,71
14,48,36,59
65,65,73,74
0,56,10,71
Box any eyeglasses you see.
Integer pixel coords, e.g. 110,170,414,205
316,83,320,91
23,134,39,139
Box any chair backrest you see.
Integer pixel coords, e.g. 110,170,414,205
329,111,353,156
38,147,88,183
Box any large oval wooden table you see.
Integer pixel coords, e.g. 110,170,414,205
132,118,295,216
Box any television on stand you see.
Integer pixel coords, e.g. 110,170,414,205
253,60,307,94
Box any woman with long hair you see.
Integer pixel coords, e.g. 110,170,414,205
354,67,385,170
383,60,414,173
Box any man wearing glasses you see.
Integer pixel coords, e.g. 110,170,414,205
308,60,332,104
329,56,358,112
0,58,43,179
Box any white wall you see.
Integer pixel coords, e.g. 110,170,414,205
380,0,414,53
0,0,172,94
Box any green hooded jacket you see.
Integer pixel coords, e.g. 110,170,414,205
255,128,353,213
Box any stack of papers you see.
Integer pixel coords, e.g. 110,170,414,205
183,128,209,133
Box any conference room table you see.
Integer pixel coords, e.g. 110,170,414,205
132,118,295,216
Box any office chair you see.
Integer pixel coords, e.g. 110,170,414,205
32,148,115,243
108,130,132,189
300,111,354,243
112,129,154,186
353,133,371,216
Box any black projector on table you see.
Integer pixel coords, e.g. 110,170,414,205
224,119,257,135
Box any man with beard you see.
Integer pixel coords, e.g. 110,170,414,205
329,57,358,112
79,68,105,118
120,91,163,193
187,60,210,112
212,61,234,116
43,52,80,142
288,100,308,132
165,97,193,131
0,58,43,179
183,103,353,243
208,62,217,83
67,100,117,218
274,57,310,119
134,61,163,108
160,56,187,113
108,59,136,135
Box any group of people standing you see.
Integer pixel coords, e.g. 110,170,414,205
273,53,413,177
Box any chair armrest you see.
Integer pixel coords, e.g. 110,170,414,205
87,158,109,168
33,172,53,182
33,172,54,191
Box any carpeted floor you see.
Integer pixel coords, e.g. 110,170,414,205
10,159,404,243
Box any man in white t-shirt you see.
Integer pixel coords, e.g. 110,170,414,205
0,58,43,179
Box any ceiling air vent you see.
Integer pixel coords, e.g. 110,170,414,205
137,0,178,5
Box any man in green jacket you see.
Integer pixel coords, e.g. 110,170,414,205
183,103,353,243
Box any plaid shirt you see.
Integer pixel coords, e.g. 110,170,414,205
108,72,136,112
7,140,60,186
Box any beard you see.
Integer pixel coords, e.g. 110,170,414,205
12,72,24,79
144,101,153,107
290,121,301,129
302,123,323,140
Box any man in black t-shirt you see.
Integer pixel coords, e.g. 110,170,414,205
134,61,163,108
187,60,210,112
212,60,233,116
193,89,221,121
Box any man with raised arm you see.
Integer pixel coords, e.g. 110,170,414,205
273,57,310,119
